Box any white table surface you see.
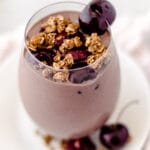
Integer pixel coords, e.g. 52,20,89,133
0,0,150,34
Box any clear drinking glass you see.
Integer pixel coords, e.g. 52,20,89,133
19,1,120,139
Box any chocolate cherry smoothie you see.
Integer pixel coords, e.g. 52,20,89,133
19,2,120,139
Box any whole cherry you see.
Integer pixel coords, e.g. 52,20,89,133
100,123,129,149
79,0,116,34
67,137,96,150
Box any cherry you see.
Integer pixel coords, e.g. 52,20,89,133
79,0,116,34
34,51,53,65
68,50,88,61
69,67,97,83
89,0,116,25
99,123,129,149
55,31,68,47
67,137,96,150
71,61,88,69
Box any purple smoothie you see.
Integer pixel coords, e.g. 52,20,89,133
19,9,120,139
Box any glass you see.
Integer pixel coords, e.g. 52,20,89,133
18,1,120,139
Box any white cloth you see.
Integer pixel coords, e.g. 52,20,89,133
0,14,150,149
113,13,150,82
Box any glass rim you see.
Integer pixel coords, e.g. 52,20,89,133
24,1,113,72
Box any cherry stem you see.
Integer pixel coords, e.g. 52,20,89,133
116,99,140,122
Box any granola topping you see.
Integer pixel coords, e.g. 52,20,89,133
27,33,45,51
87,54,101,64
42,68,52,78
26,14,110,82
53,52,61,62
85,33,106,54
73,36,83,47
59,38,75,53
53,53,74,69
53,72,69,82
65,23,79,35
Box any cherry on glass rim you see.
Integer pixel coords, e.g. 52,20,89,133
79,0,116,34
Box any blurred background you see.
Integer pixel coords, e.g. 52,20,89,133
0,0,150,33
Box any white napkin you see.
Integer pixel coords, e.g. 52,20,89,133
0,14,150,149
113,13,150,83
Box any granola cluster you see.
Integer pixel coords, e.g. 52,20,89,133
85,33,106,64
53,54,74,69
26,15,109,82
59,36,83,53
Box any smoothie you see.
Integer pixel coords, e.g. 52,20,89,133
19,2,120,139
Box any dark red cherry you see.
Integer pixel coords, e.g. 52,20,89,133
71,61,88,69
79,5,93,34
34,51,53,65
55,31,67,47
79,0,116,34
68,50,88,61
100,123,129,149
89,0,116,25
69,67,97,83
79,5,108,34
67,137,96,150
